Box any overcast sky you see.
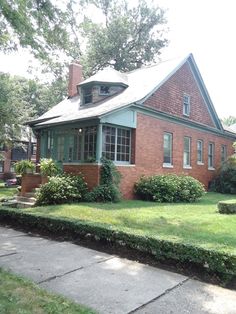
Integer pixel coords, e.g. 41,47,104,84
0,0,235,119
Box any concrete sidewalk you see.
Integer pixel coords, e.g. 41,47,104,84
0,226,235,314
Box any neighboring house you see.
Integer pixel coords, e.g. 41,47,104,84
0,127,36,180
28,54,236,199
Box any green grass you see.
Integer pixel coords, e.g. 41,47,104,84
22,192,236,255
0,268,95,314
0,180,17,199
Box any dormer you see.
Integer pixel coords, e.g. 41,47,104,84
78,68,128,105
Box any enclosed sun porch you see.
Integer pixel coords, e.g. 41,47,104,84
37,118,136,190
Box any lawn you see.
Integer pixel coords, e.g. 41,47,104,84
0,268,95,314
22,192,236,255
0,180,17,199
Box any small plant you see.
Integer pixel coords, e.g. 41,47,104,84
15,160,35,175
40,158,61,177
35,174,88,206
134,174,205,202
218,200,236,214
85,157,121,202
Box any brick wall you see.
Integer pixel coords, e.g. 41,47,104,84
145,62,216,128
21,174,42,196
63,164,100,190
117,113,235,199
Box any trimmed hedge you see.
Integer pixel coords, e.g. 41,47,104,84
135,174,205,202
218,200,236,214
0,207,235,277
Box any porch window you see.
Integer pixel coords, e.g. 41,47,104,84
183,136,191,167
102,126,131,163
84,127,97,161
0,161,4,173
57,136,65,161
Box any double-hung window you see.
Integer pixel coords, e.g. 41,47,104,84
102,126,131,163
0,161,4,173
183,137,191,167
208,142,215,169
197,140,203,164
183,94,190,116
221,145,227,163
163,132,173,166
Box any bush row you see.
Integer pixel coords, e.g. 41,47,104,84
135,174,205,202
0,207,235,277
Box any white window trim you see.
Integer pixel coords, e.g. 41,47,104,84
183,136,191,168
102,125,131,164
183,94,190,117
163,163,173,168
163,132,173,166
197,140,204,164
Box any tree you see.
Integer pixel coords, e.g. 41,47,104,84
221,116,236,126
80,0,168,76
0,73,66,142
0,0,81,73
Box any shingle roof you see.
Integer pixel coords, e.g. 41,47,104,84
30,55,189,127
79,67,128,87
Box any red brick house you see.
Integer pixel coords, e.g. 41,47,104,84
28,54,236,199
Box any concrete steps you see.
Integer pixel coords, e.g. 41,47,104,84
2,193,37,209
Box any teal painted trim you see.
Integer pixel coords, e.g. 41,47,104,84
133,104,236,140
33,118,100,130
100,109,136,128
96,124,103,162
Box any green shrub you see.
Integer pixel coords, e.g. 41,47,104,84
218,200,236,214
0,207,235,277
85,184,121,203
210,155,236,194
134,174,205,202
40,158,61,177
86,157,121,202
35,174,87,206
15,160,35,175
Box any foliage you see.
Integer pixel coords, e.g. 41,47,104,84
0,73,66,140
0,268,95,314
210,155,236,194
218,200,236,214
35,174,88,205
86,157,121,202
39,158,61,177
0,0,80,72
1,201,236,278
85,184,121,203
134,174,205,202
15,160,35,175
221,116,236,126
80,0,168,76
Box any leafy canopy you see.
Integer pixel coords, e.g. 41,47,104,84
221,116,236,126
80,0,168,76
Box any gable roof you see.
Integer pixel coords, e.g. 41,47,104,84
28,54,226,134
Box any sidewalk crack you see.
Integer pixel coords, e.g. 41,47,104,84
127,277,190,314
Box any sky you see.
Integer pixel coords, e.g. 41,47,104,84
0,0,235,119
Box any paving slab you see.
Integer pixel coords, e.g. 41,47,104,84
0,226,27,238
135,279,236,314
41,256,187,314
0,238,112,283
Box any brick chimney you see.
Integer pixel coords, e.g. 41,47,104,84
68,62,83,98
